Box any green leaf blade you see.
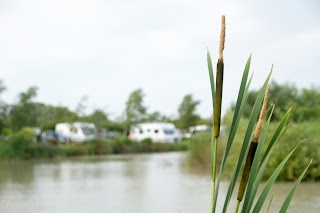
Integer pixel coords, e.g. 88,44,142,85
279,159,313,213
211,55,252,212
222,69,272,213
240,105,274,213
252,141,305,213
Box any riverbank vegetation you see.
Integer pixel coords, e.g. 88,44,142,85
186,82,320,182
0,128,187,160
187,120,320,181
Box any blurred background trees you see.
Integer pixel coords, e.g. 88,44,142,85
0,80,319,136
237,81,320,122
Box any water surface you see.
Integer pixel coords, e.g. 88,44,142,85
0,152,319,212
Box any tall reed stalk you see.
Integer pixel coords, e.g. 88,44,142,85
210,15,225,213
206,16,312,213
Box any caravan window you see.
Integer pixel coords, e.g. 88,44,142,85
154,129,159,134
71,127,77,133
81,127,95,136
163,129,174,135
139,129,143,134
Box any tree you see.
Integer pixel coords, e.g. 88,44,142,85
10,86,39,131
0,80,8,133
81,109,109,128
38,105,79,130
124,89,147,125
240,81,320,122
176,94,200,129
147,111,170,122
75,95,89,117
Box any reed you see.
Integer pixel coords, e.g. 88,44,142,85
236,86,269,212
209,15,226,212
207,16,312,213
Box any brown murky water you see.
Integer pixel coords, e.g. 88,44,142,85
0,152,319,213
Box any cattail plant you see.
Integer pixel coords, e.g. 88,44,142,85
236,86,269,212
208,15,225,213
206,16,312,213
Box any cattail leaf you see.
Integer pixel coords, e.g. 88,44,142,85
247,141,276,212
261,108,291,163
207,50,216,184
211,55,252,212
279,159,313,213
229,55,251,138
267,195,274,213
240,106,274,212
251,141,305,213
244,111,292,212
207,49,215,110
222,68,272,213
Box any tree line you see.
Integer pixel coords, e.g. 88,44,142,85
0,81,209,135
0,80,318,136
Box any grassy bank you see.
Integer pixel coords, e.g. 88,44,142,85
0,128,188,160
187,120,320,181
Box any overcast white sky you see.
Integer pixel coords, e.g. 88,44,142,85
0,0,319,119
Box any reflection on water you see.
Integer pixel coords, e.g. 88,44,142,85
0,153,319,213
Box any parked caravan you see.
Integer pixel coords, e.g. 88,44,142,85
55,122,97,142
128,123,181,143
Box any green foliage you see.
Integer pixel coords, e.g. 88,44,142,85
91,140,113,155
81,110,109,128
264,121,320,181
141,137,152,145
26,143,63,158
188,119,320,181
124,88,147,125
146,111,170,123
10,127,35,156
10,87,38,131
0,127,35,159
0,80,8,133
187,132,225,169
176,94,200,129
241,81,320,122
110,140,127,154
62,144,90,156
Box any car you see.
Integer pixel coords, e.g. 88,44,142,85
41,130,70,144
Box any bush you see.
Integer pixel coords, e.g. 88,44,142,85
187,132,226,169
187,118,320,181
62,144,89,156
264,121,320,181
141,138,152,145
26,144,62,158
92,140,113,155
113,136,132,145
8,128,35,158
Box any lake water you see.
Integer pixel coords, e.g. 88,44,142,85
0,152,319,213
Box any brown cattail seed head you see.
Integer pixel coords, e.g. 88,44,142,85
218,15,226,63
237,141,258,202
213,15,226,138
253,85,270,142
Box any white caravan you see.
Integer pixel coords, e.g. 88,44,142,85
128,123,181,143
55,122,97,142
